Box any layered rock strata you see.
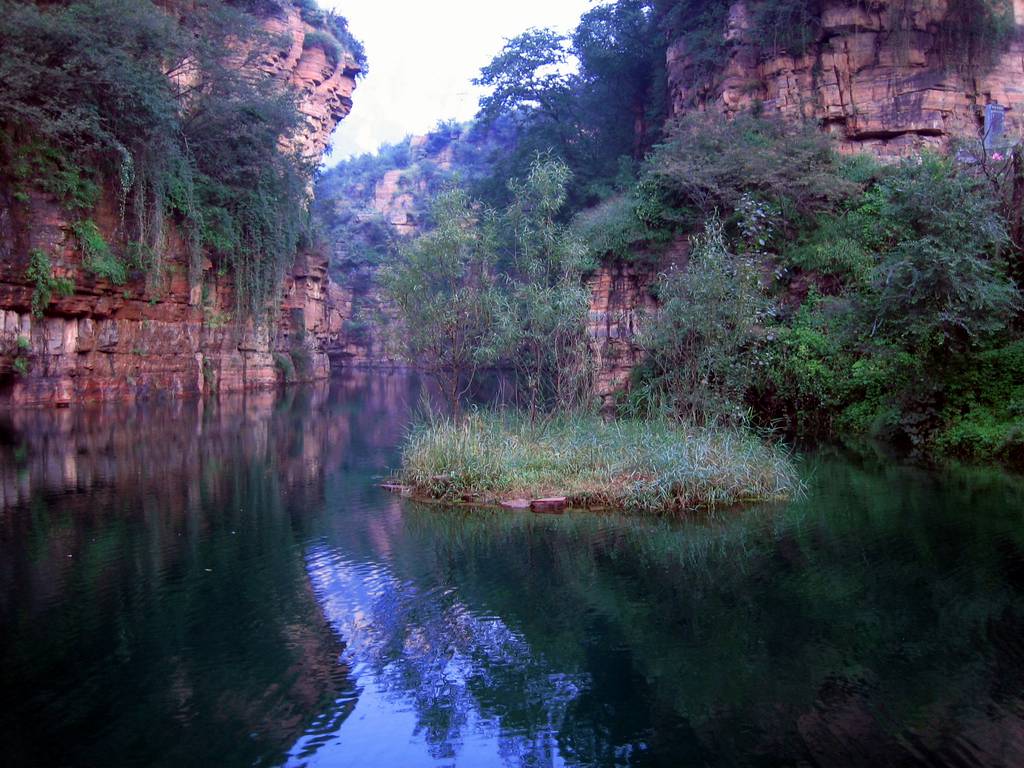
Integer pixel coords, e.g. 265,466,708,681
0,3,358,406
667,0,1024,155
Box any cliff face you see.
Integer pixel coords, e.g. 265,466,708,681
0,3,358,406
667,0,1024,156
583,0,1024,411
318,132,464,369
259,7,360,162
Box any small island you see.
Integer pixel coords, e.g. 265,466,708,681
388,412,799,515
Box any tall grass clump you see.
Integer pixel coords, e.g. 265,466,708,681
397,411,800,514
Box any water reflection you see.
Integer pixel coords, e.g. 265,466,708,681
297,444,1024,766
2,374,1024,767
0,373,419,767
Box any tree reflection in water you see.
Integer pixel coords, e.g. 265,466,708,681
297,433,1024,767
2,373,1024,767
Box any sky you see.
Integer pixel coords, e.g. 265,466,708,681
321,0,594,165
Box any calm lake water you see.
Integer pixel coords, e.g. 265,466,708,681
2,372,1024,767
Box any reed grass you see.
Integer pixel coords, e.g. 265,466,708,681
396,411,801,514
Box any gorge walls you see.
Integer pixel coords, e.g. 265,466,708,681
0,2,358,406
666,0,1024,156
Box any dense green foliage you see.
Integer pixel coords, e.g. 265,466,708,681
315,0,1024,468
0,0,363,316
632,215,768,424
398,411,799,513
613,113,1023,463
25,249,74,318
380,188,503,415
382,158,593,415
473,0,666,208
496,159,594,413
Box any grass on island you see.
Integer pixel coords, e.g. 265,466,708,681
395,411,801,514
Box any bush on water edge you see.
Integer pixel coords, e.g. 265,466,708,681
396,411,801,514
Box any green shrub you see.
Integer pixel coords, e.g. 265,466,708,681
71,220,128,284
2,139,101,211
302,30,342,66
864,154,1018,359
753,0,823,55
641,114,858,238
273,351,296,382
290,346,313,379
571,193,665,262
634,214,769,424
26,250,75,318
935,341,1024,463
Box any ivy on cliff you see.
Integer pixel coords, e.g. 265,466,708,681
0,0,363,317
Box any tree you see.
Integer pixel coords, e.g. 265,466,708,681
637,214,769,424
474,28,573,127
499,158,593,415
572,0,665,161
866,154,1020,359
381,189,501,417
472,2,667,209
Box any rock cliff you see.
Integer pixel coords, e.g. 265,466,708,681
0,2,358,406
667,0,1024,156
588,0,1024,410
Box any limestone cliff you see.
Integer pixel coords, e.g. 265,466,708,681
667,0,1024,156
0,2,359,406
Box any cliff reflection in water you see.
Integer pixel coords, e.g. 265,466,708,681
0,373,419,768
2,373,1024,767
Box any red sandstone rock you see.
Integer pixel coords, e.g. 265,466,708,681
500,499,532,510
666,0,1024,157
530,497,568,513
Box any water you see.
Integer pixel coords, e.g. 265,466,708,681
2,372,1024,767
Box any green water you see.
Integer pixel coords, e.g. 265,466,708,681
1,372,1023,767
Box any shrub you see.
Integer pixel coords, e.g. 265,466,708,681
571,193,665,262
863,154,1019,359
273,351,296,382
71,220,127,284
641,114,858,238
290,345,313,378
26,250,74,318
302,30,342,67
935,340,1024,463
634,214,769,424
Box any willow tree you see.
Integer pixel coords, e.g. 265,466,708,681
381,189,501,417
499,158,594,416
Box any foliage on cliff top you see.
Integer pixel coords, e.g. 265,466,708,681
0,0,358,317
473,0,667,209
229,0,366,70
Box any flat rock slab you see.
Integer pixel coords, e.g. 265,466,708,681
530,497,568,514
500,499,532,510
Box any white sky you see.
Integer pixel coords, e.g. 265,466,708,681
320,0,595,164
